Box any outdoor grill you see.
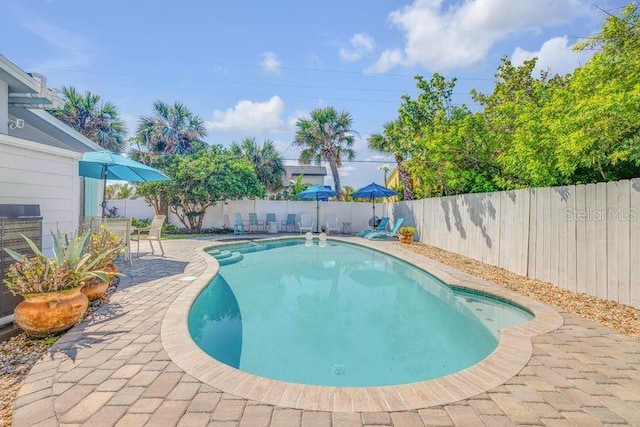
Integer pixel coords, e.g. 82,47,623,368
0,204,43,322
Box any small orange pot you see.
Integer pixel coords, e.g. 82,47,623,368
399,234,414,244
80,278,109,301
104,263,118,281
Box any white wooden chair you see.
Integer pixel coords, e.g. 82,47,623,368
298,213,314,234
324,215,341,234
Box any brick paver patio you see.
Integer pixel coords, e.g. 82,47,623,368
12,237,640,426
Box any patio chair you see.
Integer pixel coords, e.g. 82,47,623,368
265,213,278,233
298,213,314,234
131,214,166,257
366,218,405,240
233,213,245,235
80,216,102,233
102,217,132,264
281,213,297,232
248,213,265,233
324,215,341,235
357,217,389,237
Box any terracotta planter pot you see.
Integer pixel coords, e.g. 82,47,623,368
104,263,118,281
14,288,88,337
80,278,109,301
399,234,414,244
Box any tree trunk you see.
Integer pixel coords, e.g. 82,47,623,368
327,156,343,201
395,154,414,201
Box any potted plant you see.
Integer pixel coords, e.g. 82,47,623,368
398,226,416,244
3,231,115,337
82,225,122,301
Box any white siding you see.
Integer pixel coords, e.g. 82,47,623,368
0,135,82,255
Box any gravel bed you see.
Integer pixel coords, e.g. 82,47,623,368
400,242,640,340
0,278,119,426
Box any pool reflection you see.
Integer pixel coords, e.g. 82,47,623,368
188,275,242,368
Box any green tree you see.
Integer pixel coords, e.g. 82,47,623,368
367,120,414,200
230,138,285,193
293,107,356,199
553,3,640,182
410,106,499,196
141,147,265,231
53,86,127,152
106,183,135,199
472,58,567,189
134,101,206,156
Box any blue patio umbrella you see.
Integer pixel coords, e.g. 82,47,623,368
296,185,339,232
79,150,170,217
351,182,398,227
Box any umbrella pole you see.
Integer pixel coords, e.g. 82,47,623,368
101,165,108,218
316,198,320,233
372,196,376,228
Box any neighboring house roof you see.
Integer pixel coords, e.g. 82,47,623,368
1,54,101,153
285,165,327,177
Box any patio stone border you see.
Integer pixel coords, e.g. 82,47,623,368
161,236,563,412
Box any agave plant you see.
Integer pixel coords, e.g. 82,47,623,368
3,231,119,295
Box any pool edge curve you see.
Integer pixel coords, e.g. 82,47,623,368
161,236,563,412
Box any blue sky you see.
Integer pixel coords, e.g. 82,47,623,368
1,0,628,188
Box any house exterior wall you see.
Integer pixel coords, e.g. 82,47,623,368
283,165,327,187
0,134,82,255
0,80,7,134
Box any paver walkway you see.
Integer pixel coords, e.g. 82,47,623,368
12,238,640,426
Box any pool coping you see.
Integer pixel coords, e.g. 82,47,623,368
161,236,563,412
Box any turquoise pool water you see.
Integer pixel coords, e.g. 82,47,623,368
189,239,533,387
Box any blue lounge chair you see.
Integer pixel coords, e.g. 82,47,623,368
366,218,405,240
233,213,245,235
248,213,264,233
281,214,297,232
357,217,389,237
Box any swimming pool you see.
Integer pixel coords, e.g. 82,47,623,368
188,239,533,387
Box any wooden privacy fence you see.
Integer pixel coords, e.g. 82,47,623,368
392,178,640,308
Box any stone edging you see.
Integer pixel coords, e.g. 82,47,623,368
161,237,563,412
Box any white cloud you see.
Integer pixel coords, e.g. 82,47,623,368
339,33,376,61
368,0,592,72
206,96,287,133
22,17,97,71
261,51,282,75
511,36,594,76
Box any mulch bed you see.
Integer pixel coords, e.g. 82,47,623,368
399,242,640,340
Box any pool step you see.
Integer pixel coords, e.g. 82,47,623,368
208,248,222,256
217,252,243,266
213,250,233,260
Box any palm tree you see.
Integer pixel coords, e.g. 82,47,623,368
230,138,285,192
53,86,127,153
367,120,414,200
293,107,356,199
134,101,206,156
